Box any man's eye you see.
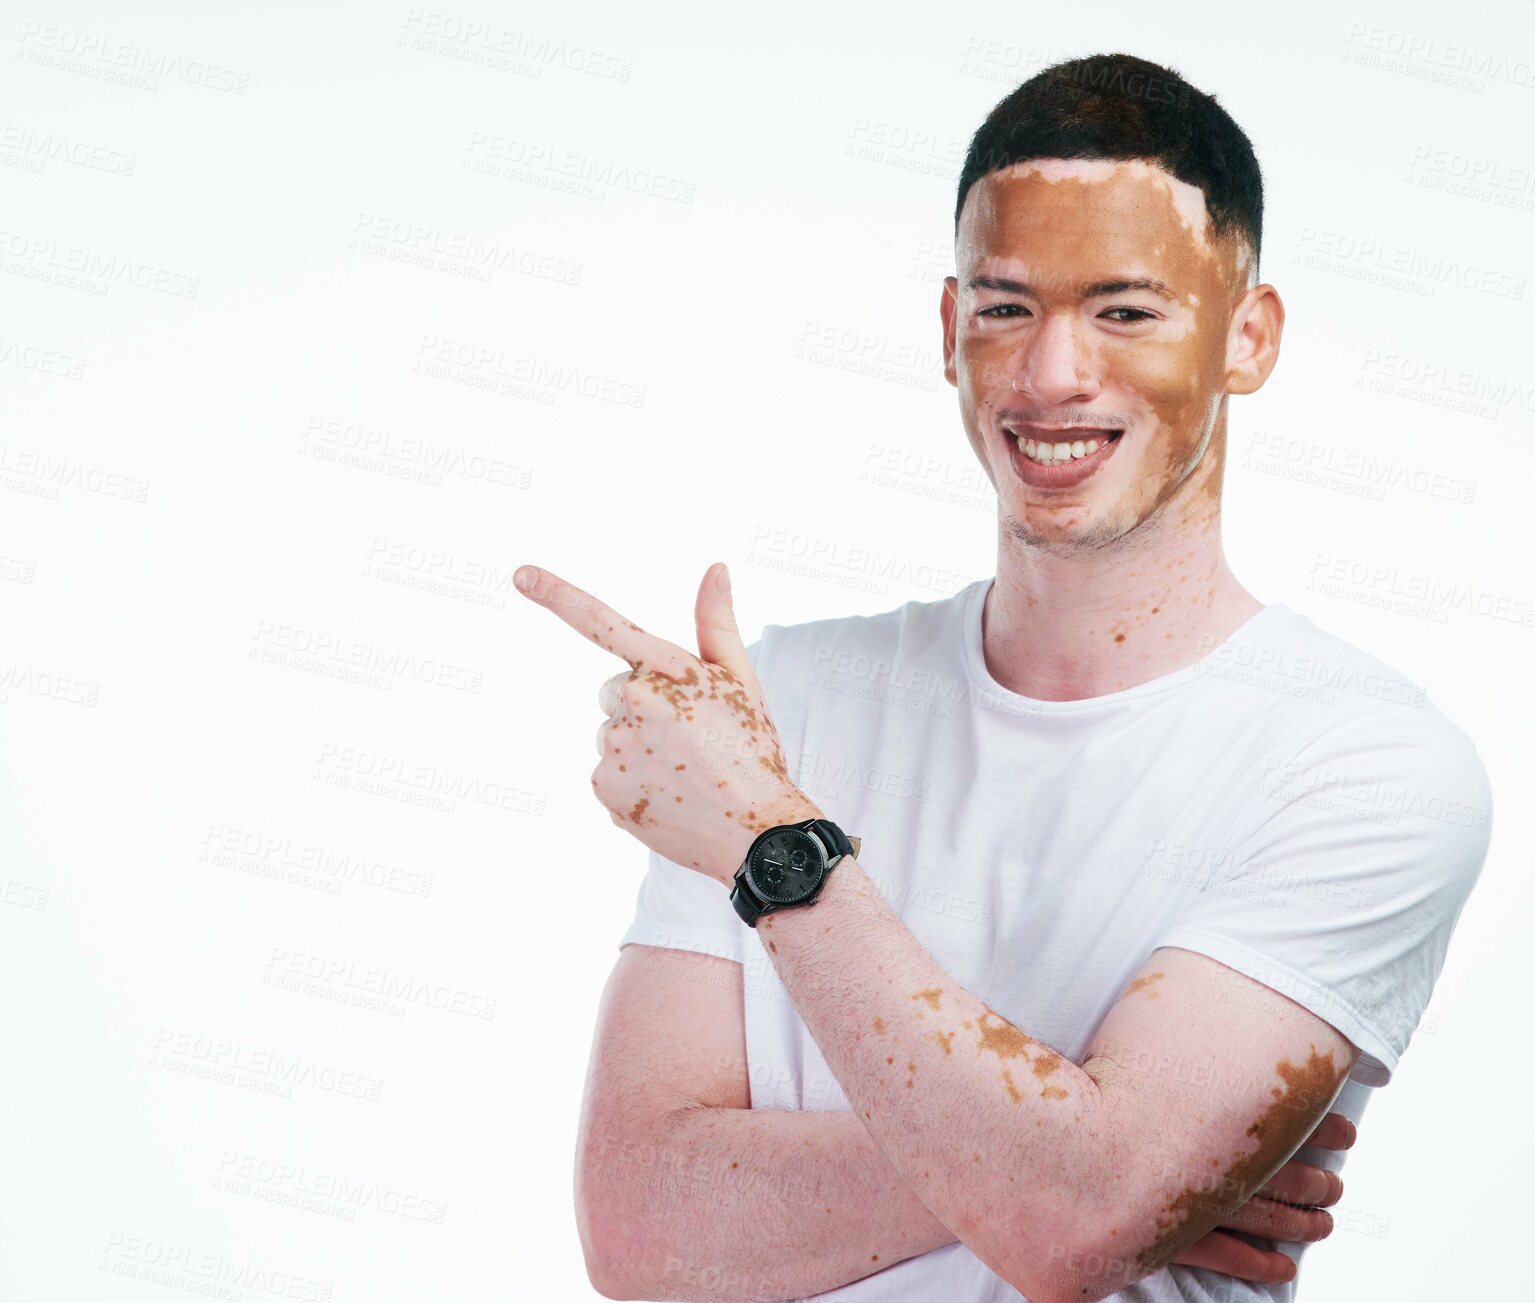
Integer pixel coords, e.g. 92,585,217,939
975,305,1158,322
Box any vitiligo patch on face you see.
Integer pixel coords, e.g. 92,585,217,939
978,158,1256,295
982,159,1216,260
952,154,1258,566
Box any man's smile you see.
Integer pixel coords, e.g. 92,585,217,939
1004,424,1125,488
1005,423,1125,462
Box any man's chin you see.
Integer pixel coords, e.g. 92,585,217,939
1003,503,1133,553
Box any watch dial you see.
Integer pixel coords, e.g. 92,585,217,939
748,828,825,904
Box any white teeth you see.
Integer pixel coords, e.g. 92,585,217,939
1012,432,1113,464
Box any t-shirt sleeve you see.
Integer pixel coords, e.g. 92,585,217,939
1155,710,1493,1087
615,635,768,965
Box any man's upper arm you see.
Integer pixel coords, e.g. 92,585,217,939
576,946,746,1241
1071,945,1360,1296
574,945,747,1291
584,944,749,1129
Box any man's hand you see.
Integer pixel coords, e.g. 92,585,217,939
514,560,813,882
1171,1109,1354,1284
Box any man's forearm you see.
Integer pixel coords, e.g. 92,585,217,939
585,1102,956,1301
755,839,1129,1300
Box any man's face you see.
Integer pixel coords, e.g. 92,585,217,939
941,158,1259,552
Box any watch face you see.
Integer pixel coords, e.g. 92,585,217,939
747,827,826,905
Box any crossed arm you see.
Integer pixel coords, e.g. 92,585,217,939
736,839,1358,1302
579,846,1359,1301
577,947,1350,1302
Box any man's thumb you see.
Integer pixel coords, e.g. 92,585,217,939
696,562,754,682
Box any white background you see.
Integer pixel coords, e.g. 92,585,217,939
2,1,1530,1300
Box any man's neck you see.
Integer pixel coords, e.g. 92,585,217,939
982,513,1263,704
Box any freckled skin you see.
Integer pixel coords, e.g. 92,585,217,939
973,1009,1039,1060
606,659,795,843
912,987,944,1011
1124,971,1165,998
967,1008,1076,1102
1134,1046,1349,1273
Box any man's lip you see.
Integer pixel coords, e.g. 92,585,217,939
1004,425,1124,439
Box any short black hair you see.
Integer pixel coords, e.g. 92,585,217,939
954,52,1264,279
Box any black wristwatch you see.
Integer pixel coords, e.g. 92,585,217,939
729,818,861,928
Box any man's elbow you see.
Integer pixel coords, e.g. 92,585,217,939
956,1203,1114,1303
1017,1244,1127,1303
575,1150,647,1300
588,1263,644,1303
577,1223,635,1302
576,1201,649,1299
585,1260,637,1302
1022,1204,1171,1303
1010,1242,1134,1303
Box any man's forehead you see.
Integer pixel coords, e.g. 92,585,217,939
958,158,1254,291
964,158,1215,250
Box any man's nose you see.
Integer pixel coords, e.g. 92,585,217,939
1011,312,1101,403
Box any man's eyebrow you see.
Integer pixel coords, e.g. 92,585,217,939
966,275,1179,302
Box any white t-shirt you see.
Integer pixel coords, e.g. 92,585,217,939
619,576,1493,1302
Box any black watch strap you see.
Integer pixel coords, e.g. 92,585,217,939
807,818,855,862
730,876,766,926
730,818,860,927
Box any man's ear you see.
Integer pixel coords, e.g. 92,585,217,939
1224,282,1284,396
941,276,959,388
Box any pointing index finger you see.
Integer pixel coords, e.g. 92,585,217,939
514,565,674,670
